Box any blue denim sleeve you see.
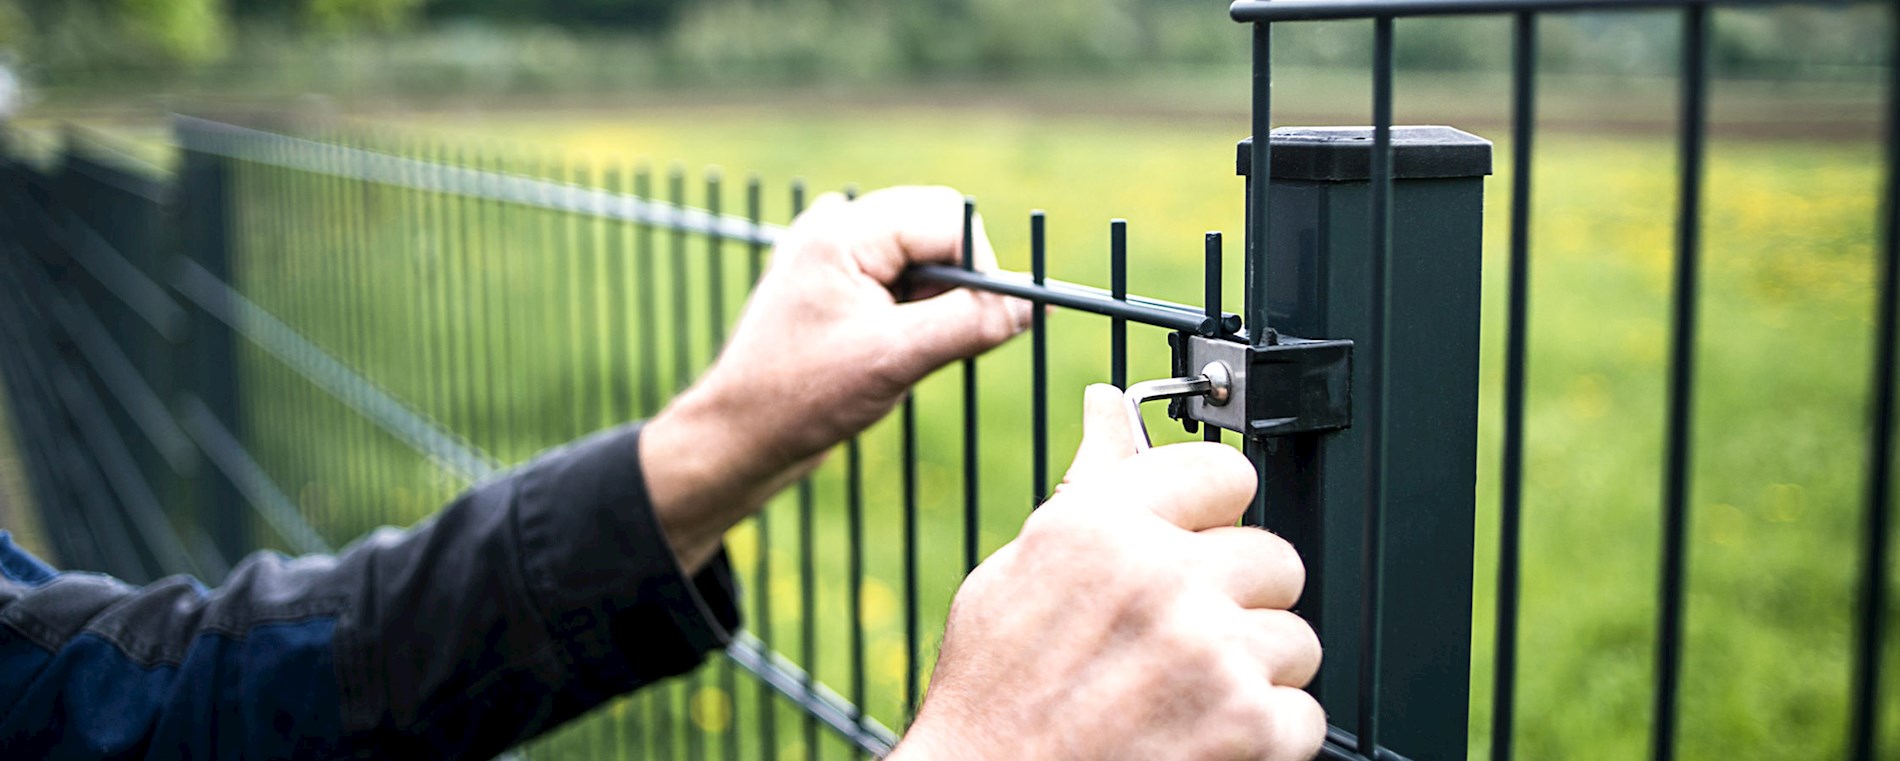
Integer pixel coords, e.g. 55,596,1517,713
0,422,739,760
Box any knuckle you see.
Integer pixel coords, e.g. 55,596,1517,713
1273,690,1328,761
1200,443,1261,494
1200,683,1282,760
1236,689,1284,739
1248,529,1306,595
1167,619,1226,669
1256,611,1322,688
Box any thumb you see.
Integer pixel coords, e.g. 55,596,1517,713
1057,384,1139,493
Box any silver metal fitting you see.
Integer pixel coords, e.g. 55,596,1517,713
1123,362,1235,452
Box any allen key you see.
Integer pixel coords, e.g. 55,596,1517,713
1123,361,1233,452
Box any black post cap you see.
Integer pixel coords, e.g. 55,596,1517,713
1238,126,1493,181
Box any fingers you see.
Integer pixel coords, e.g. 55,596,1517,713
1191,526,1305,610
1067,441,1257,531
1240,608,1323,688
1057,384,1139,491
842,186,1001,285
788,186,1029,375
885,287,1033,377
1262,687,1328,761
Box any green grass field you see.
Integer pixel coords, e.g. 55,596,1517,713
13,91,1896,758
356,106,1891,760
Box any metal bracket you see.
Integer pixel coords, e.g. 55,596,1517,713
1171,333,1354,437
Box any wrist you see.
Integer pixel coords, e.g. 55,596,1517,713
888,714,1026,761
640,380,807,572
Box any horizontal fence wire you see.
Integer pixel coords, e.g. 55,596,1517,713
169,256,502,484
1230,0,1873,21
9,121,940,757
189,119,1012,757
173,117,1239,340
162,122,1281,759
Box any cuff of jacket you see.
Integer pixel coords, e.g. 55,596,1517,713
513,423,741,690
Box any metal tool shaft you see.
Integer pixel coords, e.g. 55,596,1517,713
1123,374,1216,452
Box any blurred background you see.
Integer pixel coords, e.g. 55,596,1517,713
0,1,1895,760
0,0,1888,137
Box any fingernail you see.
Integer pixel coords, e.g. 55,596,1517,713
1009,297,1034,332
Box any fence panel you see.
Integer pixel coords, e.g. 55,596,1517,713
0,1,1893,759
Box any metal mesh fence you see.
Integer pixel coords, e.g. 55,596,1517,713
0,2,1894,759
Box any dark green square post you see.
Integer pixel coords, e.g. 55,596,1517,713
1242,126,1491,758
175,123,249,574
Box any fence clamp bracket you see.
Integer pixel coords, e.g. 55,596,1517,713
1166,333,1354,438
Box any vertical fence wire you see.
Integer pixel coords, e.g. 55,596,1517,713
1357,15,1396,757
670,165,707,761
962,199,981,575
314,137,342,543
492,149,523,463
635,161,668,761
1031,211,1049,504
459,150,483,447
836,183,867,758
744,174,780,761
847,432,866,752
787,179,821,761
706,168,741,761
902,352,921,724
353,135,385,540
1653,7,1709,760
637,167,660,419
605,165,629,432
1204,232,1223,445
305,140,333,539
1243,19,1274,529
1491,11,1538,761
463,149,490,454
1110,219,1128,389
1849,9,1899,758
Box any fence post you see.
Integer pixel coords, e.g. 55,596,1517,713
174,123,249,571
1242,126,1491,758
57,135,197,554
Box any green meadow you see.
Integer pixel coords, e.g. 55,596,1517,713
378,104,1891,760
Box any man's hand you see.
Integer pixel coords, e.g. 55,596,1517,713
891,385,1326,761
641,186,1032,571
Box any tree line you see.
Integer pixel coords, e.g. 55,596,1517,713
0,0,1886,85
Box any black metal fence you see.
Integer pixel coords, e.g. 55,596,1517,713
0,1,1895,760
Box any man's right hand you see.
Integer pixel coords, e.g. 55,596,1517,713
891,385,1326,761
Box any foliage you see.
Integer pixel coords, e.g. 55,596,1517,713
0,0,228,69
304,0,427,33
0,0,1889,91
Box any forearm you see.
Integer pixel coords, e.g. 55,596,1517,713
0,424,741,760
641,376,821,573
335,423,740,755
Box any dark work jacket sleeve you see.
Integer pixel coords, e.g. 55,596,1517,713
0,423,740,760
